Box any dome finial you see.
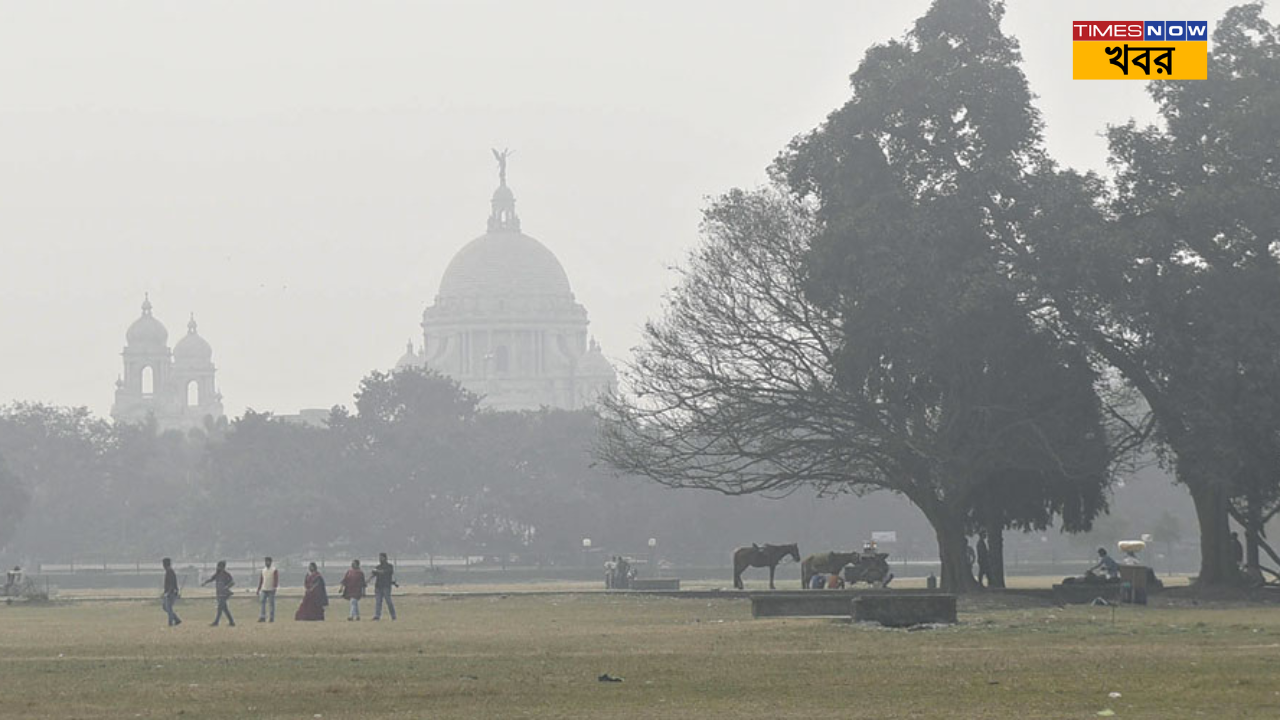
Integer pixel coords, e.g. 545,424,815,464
142,293,152,315
487,148,521,233
492,147,512,187
188,313,198,334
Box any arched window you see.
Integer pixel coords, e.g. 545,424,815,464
495,345,510,373
141,366,154,395
187,380,199,407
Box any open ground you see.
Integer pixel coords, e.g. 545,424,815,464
3,589,1280,719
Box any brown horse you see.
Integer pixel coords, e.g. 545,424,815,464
733,543,800,589
800,552,860,589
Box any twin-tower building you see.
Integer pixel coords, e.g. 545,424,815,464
111,296,225,432
111,158,617,431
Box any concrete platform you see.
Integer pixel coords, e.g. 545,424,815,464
749,588,955,619
629,578,680,591
853,593,956,627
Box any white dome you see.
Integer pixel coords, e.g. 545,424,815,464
125,296,168,346
173,316,213,364
438,230,574,300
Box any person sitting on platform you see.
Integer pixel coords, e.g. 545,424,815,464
1088,548,1121,581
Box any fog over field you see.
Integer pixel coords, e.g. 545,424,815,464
1,0,1267,417
5,0,1280,606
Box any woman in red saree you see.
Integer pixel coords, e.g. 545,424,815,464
295,562,328,621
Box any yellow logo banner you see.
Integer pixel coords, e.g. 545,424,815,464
1073,41,1208,80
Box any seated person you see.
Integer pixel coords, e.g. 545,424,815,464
808,573,828,590
1088,548,1121,581
3,566,21,595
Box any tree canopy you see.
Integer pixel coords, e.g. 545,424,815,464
1012,4,1280,584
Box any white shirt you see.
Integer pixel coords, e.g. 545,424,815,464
260,566,279,592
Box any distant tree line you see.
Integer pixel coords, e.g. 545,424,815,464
599,0,1280,590
0,368,880,567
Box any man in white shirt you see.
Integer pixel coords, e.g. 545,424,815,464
256,556,280,623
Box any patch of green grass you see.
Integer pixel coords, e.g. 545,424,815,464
1,594,1278,718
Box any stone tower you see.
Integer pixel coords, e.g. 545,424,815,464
111,296,225,432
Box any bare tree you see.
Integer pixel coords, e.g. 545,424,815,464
599,187,1117,591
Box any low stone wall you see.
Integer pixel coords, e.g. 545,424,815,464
750,589,960,622
853,594,956,627
630,578,680,591
750,592,854,618
1052,582,1124,605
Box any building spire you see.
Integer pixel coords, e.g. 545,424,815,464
487,148,521,232
142,292,153,316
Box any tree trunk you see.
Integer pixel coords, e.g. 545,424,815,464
924,506,977,593
983,519,1006,589
1188,480,1237,586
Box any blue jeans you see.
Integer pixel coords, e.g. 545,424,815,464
349,597,360,619
259,590,276,621
374,587,395,620
213,596,234,626
162,592,181,625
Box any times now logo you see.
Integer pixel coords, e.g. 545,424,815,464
1072,21,1209,41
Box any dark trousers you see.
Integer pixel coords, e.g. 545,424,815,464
162,592,181,625
374,587,396,620
213,596,234,625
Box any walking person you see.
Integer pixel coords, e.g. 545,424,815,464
257,556,280,623
339,559,366,621
201,560,236,627
370,552,397,621
161,557,182,627
294,562,328,621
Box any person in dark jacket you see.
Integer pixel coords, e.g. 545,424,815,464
201,560,235,627
1230,531,1245,568
161,558,182,626
370,553,397,621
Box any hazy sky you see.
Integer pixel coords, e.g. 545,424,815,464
2,1,1271,418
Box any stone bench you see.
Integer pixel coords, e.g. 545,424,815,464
629,578,680,591
853,593,956,627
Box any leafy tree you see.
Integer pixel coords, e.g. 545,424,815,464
781,0,1133,589
1022,4,1280,585
597,0,1153,592
197,411,342,557
327,367,496,555
102,420,208,556
0,403,114,560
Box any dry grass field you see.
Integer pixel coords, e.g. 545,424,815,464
2,590,1278,719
